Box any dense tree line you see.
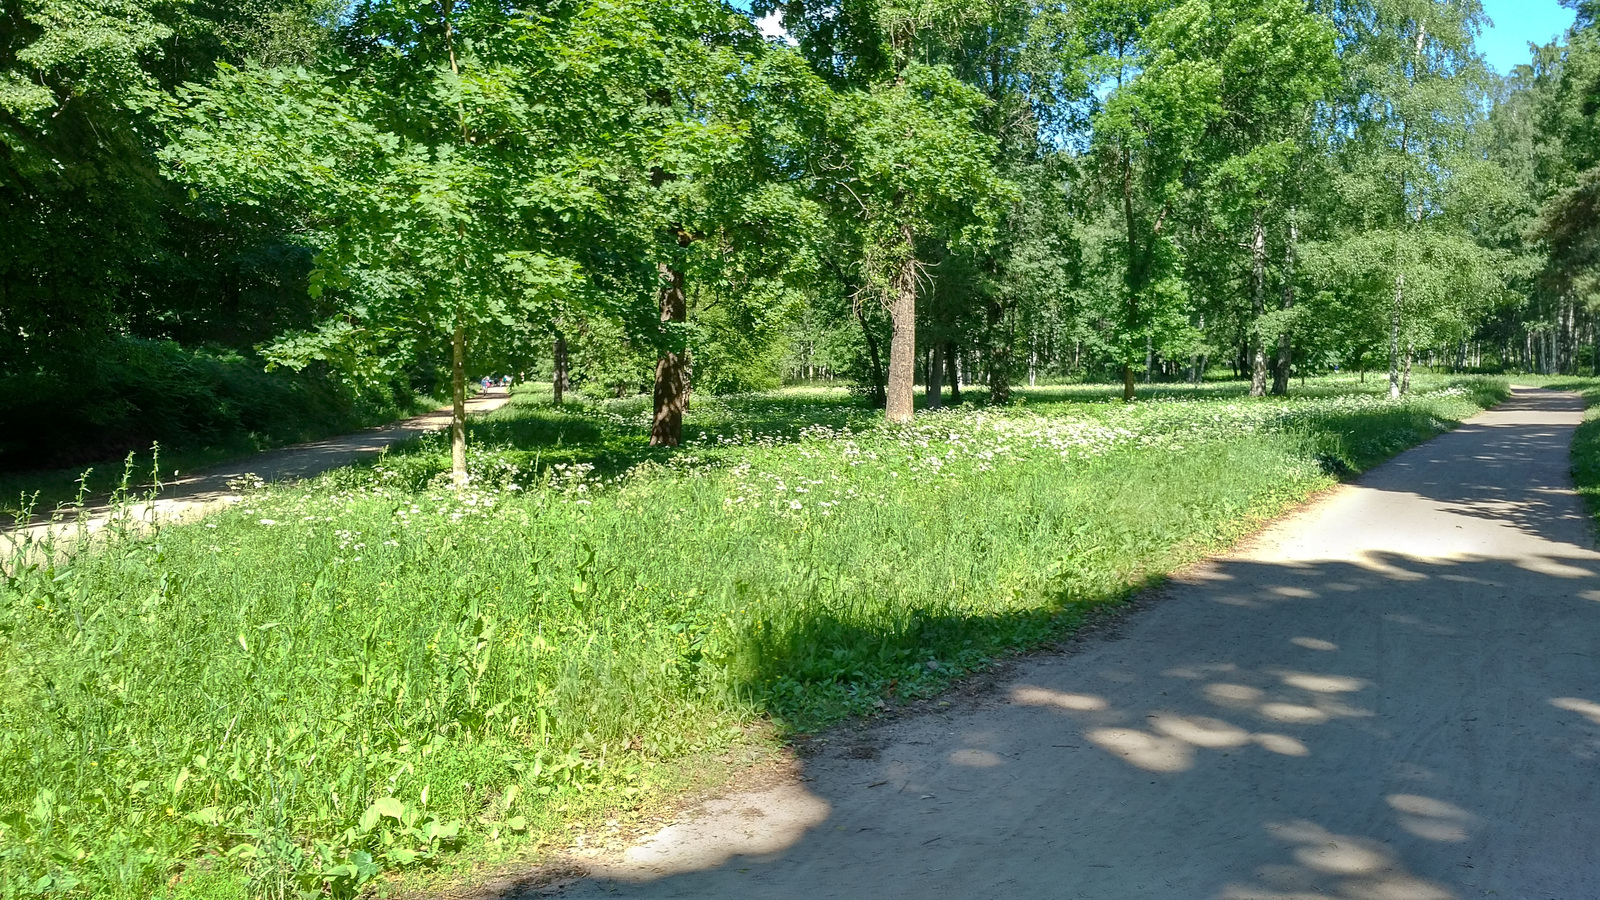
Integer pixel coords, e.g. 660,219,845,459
3,0,1597,479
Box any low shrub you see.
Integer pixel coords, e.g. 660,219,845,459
0,337,414,472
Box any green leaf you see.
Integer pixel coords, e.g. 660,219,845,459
372,796,405,821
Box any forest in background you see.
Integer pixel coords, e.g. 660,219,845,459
3,0,1597,476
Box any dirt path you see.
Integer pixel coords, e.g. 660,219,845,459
526,387,1600,899
5,388,512,543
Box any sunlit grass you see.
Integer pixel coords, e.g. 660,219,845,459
0,375,1507,899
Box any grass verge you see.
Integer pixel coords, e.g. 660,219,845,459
1516,376,1600,527
0,375,1507,899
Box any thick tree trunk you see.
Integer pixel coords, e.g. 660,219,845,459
552,335,569,405
1389,272,1404,399
1123,364,1136,402
451,316,468,489
1249,209,1268,398
927,342,944,410
1272,221,1298,396
650,261,689,446
988,297,1011,405
1401,345,1413,394
885,231,919,423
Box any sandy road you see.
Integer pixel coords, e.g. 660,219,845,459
522,387,1600,899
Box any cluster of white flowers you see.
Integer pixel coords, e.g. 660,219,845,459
204,384,1472,537
699,386,1471,518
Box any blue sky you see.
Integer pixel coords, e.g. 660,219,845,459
1478,0,1577,73
744,1,1578,75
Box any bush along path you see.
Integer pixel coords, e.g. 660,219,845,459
0,377,1508,899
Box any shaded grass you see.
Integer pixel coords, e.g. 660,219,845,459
370,374,1496,492
0,376,1507,899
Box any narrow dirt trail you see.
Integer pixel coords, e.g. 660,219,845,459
525,387,1600,899
4,388,512,542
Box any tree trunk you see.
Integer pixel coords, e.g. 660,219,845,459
927,342,944,409
650,260,689,446
1249,208,1268,398
1562,297,1574,374
855,305,887,408
987,297,1011,405
1272,220,1298,396
451,316,468,489
1389,272,1404,399
1120,141,1140,404
885,239,918,424
1401,345,1413,394
945,341,962,405
552,334,569,405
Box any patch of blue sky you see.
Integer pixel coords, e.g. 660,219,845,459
1478,0,1577,73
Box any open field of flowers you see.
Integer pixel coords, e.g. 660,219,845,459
0,375,1507,899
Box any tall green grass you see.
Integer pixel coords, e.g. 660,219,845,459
0,376,1506,899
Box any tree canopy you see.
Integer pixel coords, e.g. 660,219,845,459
4,0,1598,474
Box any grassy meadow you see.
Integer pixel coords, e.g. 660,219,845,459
0,375,1509,899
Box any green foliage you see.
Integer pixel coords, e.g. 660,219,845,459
0,377,1504,898
0,0,358,476
0,0,178,120
159,38,586,383
0,337,414,474
1532,19,1600,305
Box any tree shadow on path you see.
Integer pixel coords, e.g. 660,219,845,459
499,550,1600,900
466,386,1600,900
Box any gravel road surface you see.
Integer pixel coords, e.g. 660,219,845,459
530,387,1600,900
